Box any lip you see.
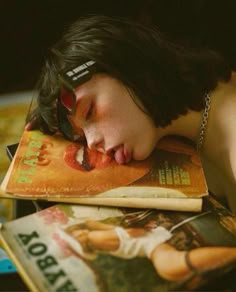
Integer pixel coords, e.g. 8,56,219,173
111,145,131,165
124,147,131,163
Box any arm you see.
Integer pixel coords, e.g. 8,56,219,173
88,229,120,251
84,219,116,231
84,220,147,236
227,137,236,213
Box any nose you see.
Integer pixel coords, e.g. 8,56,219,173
83,126,104,152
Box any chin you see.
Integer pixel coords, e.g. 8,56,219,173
133,149,152,161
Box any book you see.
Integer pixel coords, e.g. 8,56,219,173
0,195,235,291
0,130,208,212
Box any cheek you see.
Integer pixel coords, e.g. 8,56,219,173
96,114,123,138
95,97,142,138
94,106,117,133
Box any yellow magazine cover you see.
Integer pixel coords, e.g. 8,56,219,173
0,130,208,211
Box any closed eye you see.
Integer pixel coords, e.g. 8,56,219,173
85,103,94,120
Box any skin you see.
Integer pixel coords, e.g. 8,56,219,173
151,243,236,282
201,72,236,212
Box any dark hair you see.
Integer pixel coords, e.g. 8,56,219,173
29,15,231,134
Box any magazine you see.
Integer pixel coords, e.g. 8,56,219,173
0,130,208,212
0,196,235,291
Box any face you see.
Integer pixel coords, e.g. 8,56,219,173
67,73,159,164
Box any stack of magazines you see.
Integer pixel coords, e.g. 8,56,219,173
0,129,236,291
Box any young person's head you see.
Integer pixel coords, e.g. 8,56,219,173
29,15,231,163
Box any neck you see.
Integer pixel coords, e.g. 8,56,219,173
159,71,236,146
159,109,203,144
202,71,236,156
157,71,236,148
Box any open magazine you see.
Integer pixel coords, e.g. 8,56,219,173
0,196,235,291
0,130,208,212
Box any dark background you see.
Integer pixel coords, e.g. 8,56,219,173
0,0,236,94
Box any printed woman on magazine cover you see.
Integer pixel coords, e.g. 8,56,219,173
57,210,236,289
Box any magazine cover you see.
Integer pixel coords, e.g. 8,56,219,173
0,130,207,211
0,196,236,291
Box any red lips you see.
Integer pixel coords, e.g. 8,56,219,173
64,143,112,171
114,145,131,164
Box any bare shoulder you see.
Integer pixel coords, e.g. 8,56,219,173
217,74,236,177
229,134,236,179
221,130,236,213
203,73,236,213
226,77,236,178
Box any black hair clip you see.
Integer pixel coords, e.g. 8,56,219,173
59,60,96,90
